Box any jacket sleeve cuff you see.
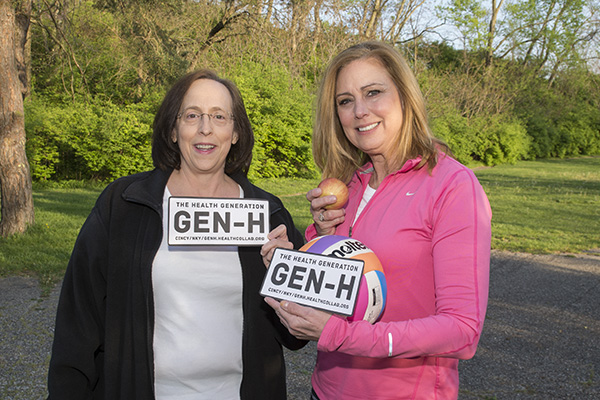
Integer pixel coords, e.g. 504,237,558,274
305,223,318,242
317,314,346,352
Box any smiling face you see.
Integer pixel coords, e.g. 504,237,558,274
335,57,403,165
172,78,238,177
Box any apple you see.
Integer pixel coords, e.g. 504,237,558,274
318,178,349,210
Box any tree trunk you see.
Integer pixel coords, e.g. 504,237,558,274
486,0,504,68
0,0,35,237
364,0,383,39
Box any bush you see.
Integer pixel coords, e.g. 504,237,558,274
523,103,600,160
25,63,319,182
25,97,154,181
233,62,318,179
514,68,600,160
432,113,529,166
431,113,476,164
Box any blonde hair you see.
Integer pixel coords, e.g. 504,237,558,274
313,41,449,183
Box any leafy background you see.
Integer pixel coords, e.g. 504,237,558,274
22,0,600,182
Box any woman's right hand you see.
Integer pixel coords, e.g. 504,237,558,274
307,187,346,236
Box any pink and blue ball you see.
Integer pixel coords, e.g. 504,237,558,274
300,235,387,323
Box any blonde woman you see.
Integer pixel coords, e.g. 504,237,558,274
267,42,492,399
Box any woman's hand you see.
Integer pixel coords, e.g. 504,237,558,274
260,224,293,268
264,297,332,341
307,187,346,236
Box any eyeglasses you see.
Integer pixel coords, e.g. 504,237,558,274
177,110,234,127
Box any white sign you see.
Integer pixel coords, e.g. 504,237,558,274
260,248,364,316
168,197,269,246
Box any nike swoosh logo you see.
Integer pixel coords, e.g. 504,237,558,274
406,192,415,196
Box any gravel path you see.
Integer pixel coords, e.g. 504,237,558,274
1,250,599,399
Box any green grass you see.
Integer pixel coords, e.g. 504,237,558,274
475,157,600,254
1,157,598,288
252,177,318,234
267,157,600,255
0,182,105,288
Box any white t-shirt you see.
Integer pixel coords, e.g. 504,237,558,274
153,187,243,399
353,184,376,225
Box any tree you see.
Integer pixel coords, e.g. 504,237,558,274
346,0,429,41
437,0,488,53
495,0,598,83
385,0,429,43
0,0,35,237
486,0,505,67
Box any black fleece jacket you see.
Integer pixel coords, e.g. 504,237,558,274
48,168,307,399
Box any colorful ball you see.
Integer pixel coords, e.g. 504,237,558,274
300,235,387,323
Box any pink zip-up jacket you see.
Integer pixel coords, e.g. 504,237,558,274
305,154,492,399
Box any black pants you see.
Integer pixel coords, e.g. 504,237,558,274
310,388,320,400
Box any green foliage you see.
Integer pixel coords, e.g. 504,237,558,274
21,0,600,184
233,62,318,180
31,0,189,103
25,97,155,181
422,42,464,72
430,113,476,163
25,60,319,182
31,2,134,102
436,0,488,51
432,113,529,166
504,0,590,68
514,68,600,160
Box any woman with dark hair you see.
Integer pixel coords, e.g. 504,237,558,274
152,70,255,175
266,42,492,399
48,69,306,399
